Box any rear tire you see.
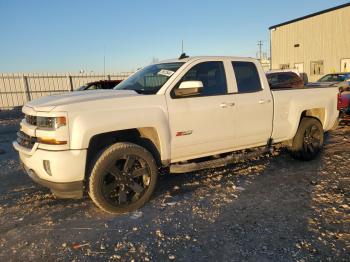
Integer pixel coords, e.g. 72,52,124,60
89,142,158,214
290,117,324,161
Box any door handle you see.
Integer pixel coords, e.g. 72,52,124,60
220,102,235,108
259,99,271,104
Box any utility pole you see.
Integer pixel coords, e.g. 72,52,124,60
257,40,263,60
103,55,106,77
103,46,106,79
181,40,184,54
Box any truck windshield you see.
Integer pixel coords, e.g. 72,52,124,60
114,62,184,94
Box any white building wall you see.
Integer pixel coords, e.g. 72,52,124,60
271,6,350,82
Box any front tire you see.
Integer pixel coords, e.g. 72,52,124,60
89,142,158,214
290,117,324,161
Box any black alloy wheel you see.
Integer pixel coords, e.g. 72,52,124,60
290,117,324,161
89,143,158,214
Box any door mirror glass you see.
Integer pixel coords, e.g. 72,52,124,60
175,81,203,97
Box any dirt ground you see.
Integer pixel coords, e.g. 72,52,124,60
0,120,349,262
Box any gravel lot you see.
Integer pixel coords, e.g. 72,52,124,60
0,120,349,261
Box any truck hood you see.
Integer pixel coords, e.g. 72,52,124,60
25,90,139,112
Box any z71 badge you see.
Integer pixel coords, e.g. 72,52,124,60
176,130,193,137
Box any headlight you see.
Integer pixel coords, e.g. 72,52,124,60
31,116,66,129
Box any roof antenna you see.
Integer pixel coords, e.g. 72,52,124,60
179,40,189,59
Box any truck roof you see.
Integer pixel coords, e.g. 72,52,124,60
159,56,257,64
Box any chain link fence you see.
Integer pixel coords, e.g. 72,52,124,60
0,73,131,110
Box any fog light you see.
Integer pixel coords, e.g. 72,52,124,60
43,160,52,176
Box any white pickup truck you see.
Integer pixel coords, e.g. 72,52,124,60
13,56,339,214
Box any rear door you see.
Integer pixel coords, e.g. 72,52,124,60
230,61,273,148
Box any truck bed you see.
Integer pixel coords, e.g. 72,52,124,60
271,86,339,143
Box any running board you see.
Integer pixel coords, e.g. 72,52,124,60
170,147,271,174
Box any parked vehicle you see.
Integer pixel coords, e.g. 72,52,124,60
267,69,301,77
13,56,339,214
266,71,304,89
77,80,122,91
307,72,350,87
338,84,350,122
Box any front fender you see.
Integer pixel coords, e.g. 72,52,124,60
68,108,171,162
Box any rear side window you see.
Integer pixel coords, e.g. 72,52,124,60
175,61,227,96
232,62,262,93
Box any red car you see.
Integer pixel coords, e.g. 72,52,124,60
338,85,350,122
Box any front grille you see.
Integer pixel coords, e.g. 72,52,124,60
25,115,37,126
17,131,37,150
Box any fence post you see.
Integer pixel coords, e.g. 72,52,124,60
22,75,31,101
67,75,74,91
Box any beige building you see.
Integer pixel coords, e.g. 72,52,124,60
270,3,350,82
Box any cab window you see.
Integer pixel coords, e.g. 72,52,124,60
173,61,227,97
232,62,262,93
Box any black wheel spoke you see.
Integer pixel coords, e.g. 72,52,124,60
104,181,118,195
131,167,148,178
107,165,121,179
303,141,308,151
310,127,318,137
128,181,144,194
311,138,320,147
118,189,127,204
305,128,311,137
307,144,315,153
123,156,136,173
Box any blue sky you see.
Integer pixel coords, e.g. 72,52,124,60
0,0,348,73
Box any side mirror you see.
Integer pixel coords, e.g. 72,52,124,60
174,81,203,97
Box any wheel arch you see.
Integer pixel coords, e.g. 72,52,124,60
300,108,325,127
285,109,325,147
85,127,164,180
293,110,325,140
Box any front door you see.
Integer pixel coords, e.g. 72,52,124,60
166,61,236,162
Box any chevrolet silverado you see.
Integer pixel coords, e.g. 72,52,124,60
13,56,339,214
